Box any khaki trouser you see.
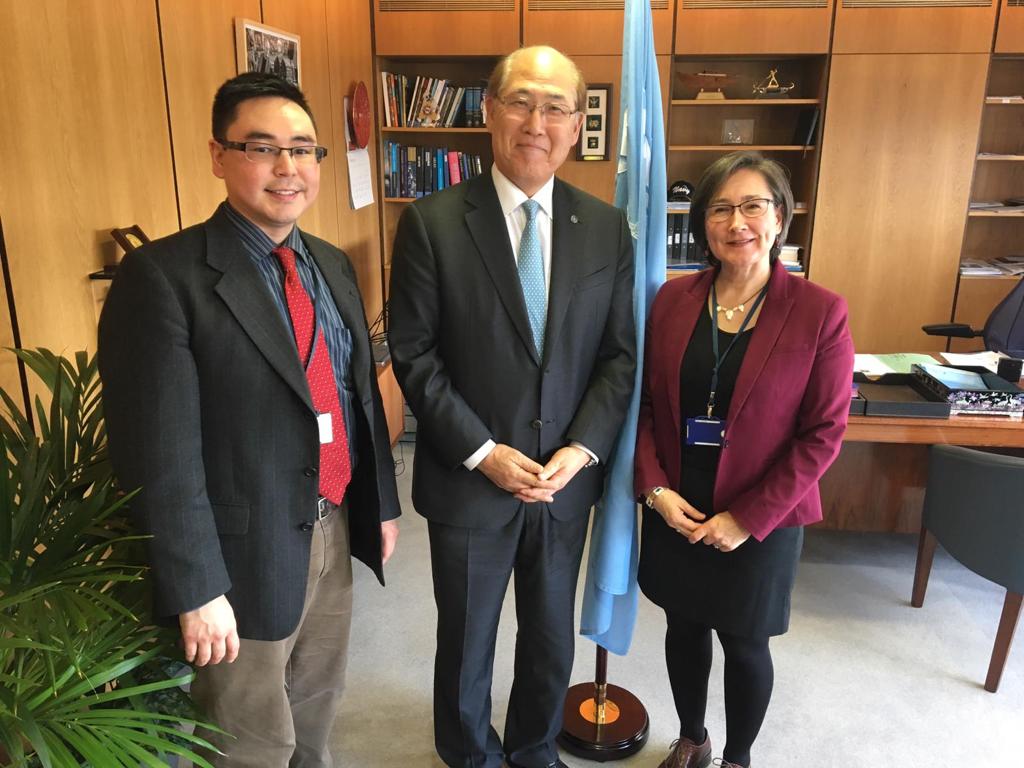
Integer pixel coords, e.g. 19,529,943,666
190,503,353,768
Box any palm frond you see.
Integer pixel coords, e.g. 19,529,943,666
0,349,217,767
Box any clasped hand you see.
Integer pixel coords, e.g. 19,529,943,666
649,489,751,552
478,444,591,503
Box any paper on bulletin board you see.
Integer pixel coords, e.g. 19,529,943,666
343,96,374,210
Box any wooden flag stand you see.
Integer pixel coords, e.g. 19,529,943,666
557,645,649,761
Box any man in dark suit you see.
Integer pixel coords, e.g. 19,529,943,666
388,46,636,768
98,73,400,768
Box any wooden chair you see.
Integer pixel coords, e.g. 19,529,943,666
912,444,1024,693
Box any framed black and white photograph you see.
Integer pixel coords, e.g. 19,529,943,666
235,18,300,86
578,84,610,161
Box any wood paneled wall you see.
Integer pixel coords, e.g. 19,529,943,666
161,0,260,230
373,0,521,56
524,5,674,55
675,2,834,55
0,1,385,411
996,0,1024,53
809,53,988,352
0,1,179,407
832,3,998,54
324,0,386,319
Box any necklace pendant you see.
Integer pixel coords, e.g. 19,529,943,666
724,308,734,321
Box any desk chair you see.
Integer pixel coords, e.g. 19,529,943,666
911,444,1024,693
922,276,1024,356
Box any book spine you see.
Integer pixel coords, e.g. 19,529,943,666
381,72,392,127
448,150,461,185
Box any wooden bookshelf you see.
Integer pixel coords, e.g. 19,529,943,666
373,56,498,306
954,56,1024,341
667,55,827,274
670,98,821,107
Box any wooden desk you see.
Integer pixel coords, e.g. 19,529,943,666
844,413,1024,447
819,413,1024,532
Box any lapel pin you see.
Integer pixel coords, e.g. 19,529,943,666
570,214,579,224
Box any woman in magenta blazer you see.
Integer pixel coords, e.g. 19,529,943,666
635,152,854,768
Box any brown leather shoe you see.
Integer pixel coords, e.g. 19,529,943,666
659,732,711,768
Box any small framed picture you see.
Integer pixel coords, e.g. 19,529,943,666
110,225,150,255
578,84,611,161
721,118,754,145
235,18,301,86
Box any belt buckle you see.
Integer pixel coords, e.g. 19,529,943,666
316,496,332,520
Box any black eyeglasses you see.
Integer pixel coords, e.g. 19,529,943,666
705,198,775,223
217,140,328,165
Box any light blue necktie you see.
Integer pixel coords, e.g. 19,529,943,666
517,199,547,357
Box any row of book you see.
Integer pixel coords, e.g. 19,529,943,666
380,72,486,128
382,141,484,200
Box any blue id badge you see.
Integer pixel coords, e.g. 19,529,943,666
685,417,726,447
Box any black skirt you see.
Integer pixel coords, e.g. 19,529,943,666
638,304,803,638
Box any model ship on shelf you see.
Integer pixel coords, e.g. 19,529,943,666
676,70,738,100
753,69,795,98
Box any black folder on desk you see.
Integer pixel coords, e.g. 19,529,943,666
853,372,951,418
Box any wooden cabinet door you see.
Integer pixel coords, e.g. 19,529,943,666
809,53,988,352
996,0,1024,53
833,1,998,54
674,0,834,54
524,0,673,55
374,0,520,55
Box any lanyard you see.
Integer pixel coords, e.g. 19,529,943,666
707,280,769,417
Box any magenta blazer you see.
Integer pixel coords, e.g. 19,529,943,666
634,259,855,542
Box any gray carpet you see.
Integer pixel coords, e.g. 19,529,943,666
333,445,1023,766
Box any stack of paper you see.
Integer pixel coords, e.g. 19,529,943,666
960,259,1004,276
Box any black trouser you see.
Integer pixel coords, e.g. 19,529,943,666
428,506,589,768
664,611,774,768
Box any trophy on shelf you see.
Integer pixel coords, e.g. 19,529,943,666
676,70,737,100
753,68,795,98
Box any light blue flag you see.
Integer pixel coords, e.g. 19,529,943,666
579,0,667,656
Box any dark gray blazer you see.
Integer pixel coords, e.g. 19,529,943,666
388,173,636,527
98,206,400,641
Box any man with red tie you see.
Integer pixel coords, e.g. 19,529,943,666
98,73,400,768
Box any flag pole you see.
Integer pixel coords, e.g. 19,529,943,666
562,0,664,759
557,645,648,760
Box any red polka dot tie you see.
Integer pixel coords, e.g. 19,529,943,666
273,246,351,504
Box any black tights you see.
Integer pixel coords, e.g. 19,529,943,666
665,610,774,768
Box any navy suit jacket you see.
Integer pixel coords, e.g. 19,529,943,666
635,259,854,541
388,173,637,527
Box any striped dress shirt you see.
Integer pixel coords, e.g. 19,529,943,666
222,202,359,469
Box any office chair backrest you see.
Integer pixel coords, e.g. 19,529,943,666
924,445,1024,594
984,277,1024,358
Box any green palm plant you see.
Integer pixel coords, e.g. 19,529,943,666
0,349,219,767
